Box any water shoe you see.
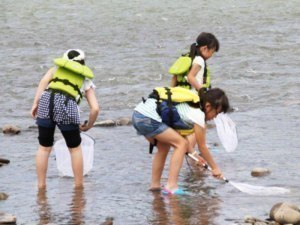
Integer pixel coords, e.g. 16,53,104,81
162,187,186,195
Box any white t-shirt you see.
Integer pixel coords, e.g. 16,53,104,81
134,99,205,128
81,78,96,94
188,55,205,92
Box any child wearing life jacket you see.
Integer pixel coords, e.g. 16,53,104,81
31,49,100,189
170,32,219,93
132,87,229,195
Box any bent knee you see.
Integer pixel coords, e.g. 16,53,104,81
174,139,189,151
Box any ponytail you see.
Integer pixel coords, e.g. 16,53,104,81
189,43,200,61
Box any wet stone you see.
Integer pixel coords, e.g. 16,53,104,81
0,193,8,200
0,158,10,164
251,168,271,177
100,217,113,225
115,117,132,126
269,202,300,225
0,212,16,224
94,120,116,127
2,125,21,135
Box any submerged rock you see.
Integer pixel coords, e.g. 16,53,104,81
0,158,10,164
269,202,300,225
244,215,270,224
251,168,271,177
0,193,8,200
94,120,116,127
2,125,21,135
0,212,16,224
115,117,132,126
100,217,113,225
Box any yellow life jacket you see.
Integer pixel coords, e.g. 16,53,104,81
48,58,94,103
150,87,200,136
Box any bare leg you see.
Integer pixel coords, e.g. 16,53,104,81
186,133,196,153
150,141,170,190
36,146,52,189
153,128,188,190
69,145,83,188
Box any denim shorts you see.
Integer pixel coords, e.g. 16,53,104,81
36,117,79,131
132,111,169,137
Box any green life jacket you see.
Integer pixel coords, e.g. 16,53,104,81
48,58,94,104
169,54,211,90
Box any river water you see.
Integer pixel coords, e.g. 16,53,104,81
0,0,299,224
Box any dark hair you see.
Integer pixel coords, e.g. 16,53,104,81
199,88,229,113
189,32,220,60
67,50,85,65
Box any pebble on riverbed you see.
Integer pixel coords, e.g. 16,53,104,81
243,202,300,225
0,212,16,224
0,193,8,200
0,158,10,164
1,125,21,135
251,168,271,177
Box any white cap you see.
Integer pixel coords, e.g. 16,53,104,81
63,49,85,61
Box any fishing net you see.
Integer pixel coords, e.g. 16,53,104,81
54,133,95,177
214,113,238,152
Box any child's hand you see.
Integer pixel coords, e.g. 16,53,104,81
80,120,90,132
31,103,38,119
212,167,223,180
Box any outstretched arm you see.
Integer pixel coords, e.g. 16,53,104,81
30,67,55,118
80,88,100,131
194,124,223,179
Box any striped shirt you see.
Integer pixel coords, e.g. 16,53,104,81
134,98,205,128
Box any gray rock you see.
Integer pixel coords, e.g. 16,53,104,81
0,212,16,224
115,117,132,126
94,120,116,127
270,202,300,225
251,168,271,177
0,193,8,200
2,125,21,135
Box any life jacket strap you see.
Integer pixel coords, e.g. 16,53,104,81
50,77,83,102
149,139,157,154
164,87,174,127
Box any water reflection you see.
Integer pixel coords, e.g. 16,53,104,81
151,191,221,225
36,189,53,225
36,187,86,225
149,160,221,225
67,187,86,225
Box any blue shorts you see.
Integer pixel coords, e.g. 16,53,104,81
132,111,169,137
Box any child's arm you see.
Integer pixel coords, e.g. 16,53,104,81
80,88,100,131
170,75,177,87
30,68,55,118
194,124,223,179
187,64,202,92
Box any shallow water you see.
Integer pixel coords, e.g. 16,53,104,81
0,0,299,224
